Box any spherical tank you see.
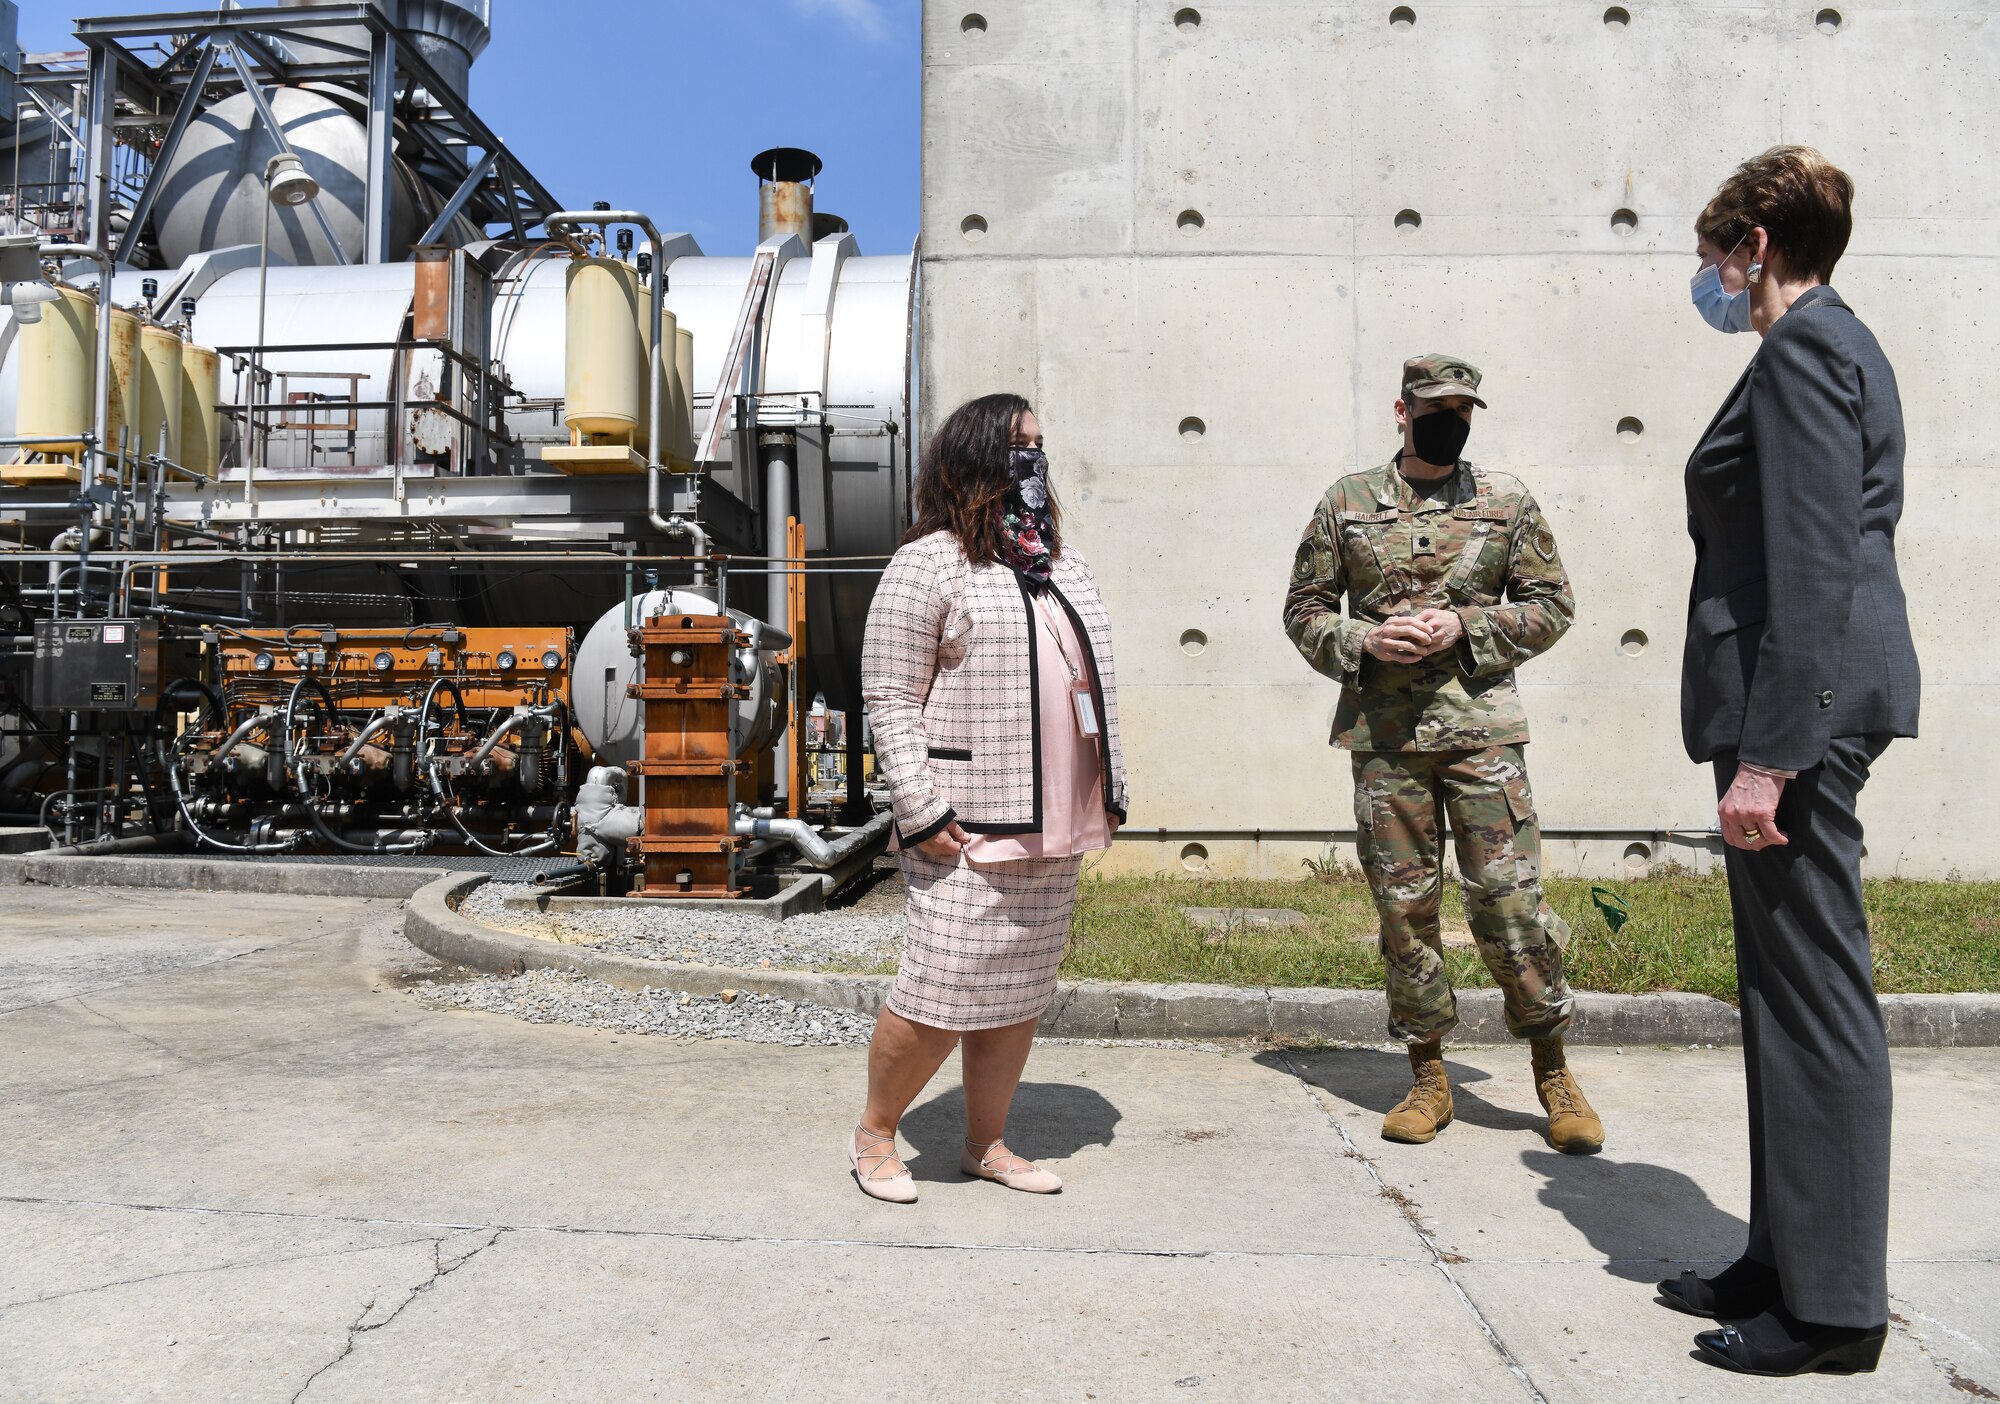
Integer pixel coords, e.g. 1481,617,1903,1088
150,87,426,269
136,324,185,463
14,286,96,452
179,344,222,477
564,257,648,444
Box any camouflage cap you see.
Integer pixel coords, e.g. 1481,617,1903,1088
1402,353,1488,408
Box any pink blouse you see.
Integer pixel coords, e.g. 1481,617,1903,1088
962,590,1112,864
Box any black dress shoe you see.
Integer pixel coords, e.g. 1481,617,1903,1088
1694,1305,1886,1376
1656,1258,1781,1320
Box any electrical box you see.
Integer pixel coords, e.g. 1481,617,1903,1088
32,619,161,712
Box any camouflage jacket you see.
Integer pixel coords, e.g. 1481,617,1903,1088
1282,457,1574,751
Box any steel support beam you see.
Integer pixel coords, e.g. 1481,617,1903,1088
83,43,118,254
417,148,498,247
363,28,396,264
115,42,216,264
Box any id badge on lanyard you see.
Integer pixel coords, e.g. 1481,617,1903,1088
1071,680,1101,738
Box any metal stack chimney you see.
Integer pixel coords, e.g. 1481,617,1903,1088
753,148,822,244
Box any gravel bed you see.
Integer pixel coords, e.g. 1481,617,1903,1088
456,874,905,972
411,967,877,1046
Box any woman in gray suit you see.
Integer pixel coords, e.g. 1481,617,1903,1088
1666,146,1920,1376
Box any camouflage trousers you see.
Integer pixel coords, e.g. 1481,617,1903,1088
1351,745,1574,1045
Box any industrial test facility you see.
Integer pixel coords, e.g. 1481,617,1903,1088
0,0,913,899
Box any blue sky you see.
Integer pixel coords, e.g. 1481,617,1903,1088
19,0,921,256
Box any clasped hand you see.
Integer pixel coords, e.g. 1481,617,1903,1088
1365,608,1464,664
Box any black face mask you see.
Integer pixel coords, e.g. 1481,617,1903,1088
1409,409,1471,467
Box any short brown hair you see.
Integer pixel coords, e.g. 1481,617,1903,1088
908,392,1062,565
1697,145,1854,284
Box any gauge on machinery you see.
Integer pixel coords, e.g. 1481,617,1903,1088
540,649,562,671
253,651,275,672
372,650,395,672
496,649,517,670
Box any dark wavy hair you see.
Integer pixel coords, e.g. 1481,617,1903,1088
906,392,1063,565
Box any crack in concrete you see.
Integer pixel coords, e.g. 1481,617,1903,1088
0,1235,442,1312
1275,1050,1551,1404
290,1229,505,1402
1890,1301,2000,1400
69,995,192,1065
0,930,332,1020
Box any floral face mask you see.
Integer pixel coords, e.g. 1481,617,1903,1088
996,446,1054,583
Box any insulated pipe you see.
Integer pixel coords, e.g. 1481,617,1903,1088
729,807,892,869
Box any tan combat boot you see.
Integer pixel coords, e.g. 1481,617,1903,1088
1382,1041,1453,1144
1532,1036,1604,1154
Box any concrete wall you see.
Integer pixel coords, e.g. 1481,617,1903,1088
920,1,1997,879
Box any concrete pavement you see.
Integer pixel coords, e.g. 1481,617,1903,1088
0,885,1994,1402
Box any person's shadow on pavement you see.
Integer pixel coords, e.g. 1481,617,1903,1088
1522,1149,1748,1282
899,1081,1122,1182
1257,1047,1546,1134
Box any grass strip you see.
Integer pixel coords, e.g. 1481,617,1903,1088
1061,867,2000,1000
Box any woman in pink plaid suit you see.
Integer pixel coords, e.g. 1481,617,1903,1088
847,393,1130,1204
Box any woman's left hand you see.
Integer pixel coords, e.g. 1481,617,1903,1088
1720,769,1789,851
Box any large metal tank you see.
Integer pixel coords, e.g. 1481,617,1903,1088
571,589,787,770
149,87,432,269
14,286,96,452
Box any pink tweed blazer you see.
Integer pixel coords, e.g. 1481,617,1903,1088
862,530,1130,846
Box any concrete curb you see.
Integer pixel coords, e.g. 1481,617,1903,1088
0,852,456,900
401,873,2000,1048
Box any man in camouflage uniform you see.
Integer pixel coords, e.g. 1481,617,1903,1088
1282,354,1603,1154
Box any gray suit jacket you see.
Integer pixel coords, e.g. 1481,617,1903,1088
1681,286,1920,771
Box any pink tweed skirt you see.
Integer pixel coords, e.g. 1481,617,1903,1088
888,850,1086,1032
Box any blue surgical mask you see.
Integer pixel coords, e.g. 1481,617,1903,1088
1690,236,1761,334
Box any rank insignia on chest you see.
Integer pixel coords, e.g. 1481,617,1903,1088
1412,526,1436,557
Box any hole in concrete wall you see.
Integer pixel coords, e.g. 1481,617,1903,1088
1179,416,1206,441
1175,7,1202,31
1620,629,1648,656
960,12,987,32
1603,6,1630,26
1180,629,1208,656
1815,8,1842,33
1180,842,1210,873
959,214,987,241
1611,208,1638,235
1389,6,1416,29
1616,416,1644,441
1177,208,1205,235
1394,209,1422,231
1623,842,1653,872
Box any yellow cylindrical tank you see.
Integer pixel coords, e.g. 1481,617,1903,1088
105,307,140,461
179,344,222,477
15,286,95,453
652,306,678,462
673,325,697,464
136,323,185,463
563,256,648,445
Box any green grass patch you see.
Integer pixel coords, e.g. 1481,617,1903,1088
1061,865,2000,1000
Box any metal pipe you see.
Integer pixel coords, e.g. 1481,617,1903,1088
729,806,891,869
337,710,395,762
